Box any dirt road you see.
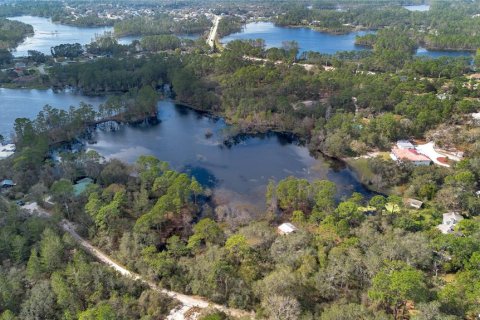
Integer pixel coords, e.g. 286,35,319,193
24,202,253,319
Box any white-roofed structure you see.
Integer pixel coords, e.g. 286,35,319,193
278,222,298,235
406,198,423,209
396,140,415,149
0,144,15,160
436,212,464,234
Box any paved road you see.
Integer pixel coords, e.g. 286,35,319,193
24,202,253,319
207,15,221,49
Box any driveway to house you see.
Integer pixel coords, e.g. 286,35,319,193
23,202,254,320
416,142,450,167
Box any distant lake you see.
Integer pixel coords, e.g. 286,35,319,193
221,22,371,55
8,16,112,57
221,21,472,59
0,88,106,138
403,4,430,11
8,16,200,56
87,100,373,209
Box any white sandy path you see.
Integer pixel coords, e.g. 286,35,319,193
23,202,254,320
242,55,320,71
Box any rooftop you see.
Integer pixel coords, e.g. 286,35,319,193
0,144,15,159
406,198,423,209
278,222,297,234
437,224,453,234
0,179,15,187
74,178,94,196
392,147,430,162
396,140,415,149
443,212,463,222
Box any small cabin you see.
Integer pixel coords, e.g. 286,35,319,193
278,222,298,235
390,147,431,166
405,198,423,209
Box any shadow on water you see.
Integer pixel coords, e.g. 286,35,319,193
86,100,377,208
222,131,300,148
182,165,219,189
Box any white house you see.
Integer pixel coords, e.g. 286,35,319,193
390,147,431,166
405,198,423,209
0,144,15,160
396,140,415,149
436,212,464,234
278,222,297,235
472,113,480,125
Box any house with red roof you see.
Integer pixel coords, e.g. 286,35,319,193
390,147,431,166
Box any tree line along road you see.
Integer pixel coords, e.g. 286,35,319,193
23,202,254,319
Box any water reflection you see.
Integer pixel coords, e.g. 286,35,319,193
0,88,106,138
221,21,472,59
8,16,112,56
87,100,373,207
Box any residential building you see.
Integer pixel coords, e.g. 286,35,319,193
278,222,297,235
390,147,431,166
396,140,415,149
436,212,464,234
405,198,423,209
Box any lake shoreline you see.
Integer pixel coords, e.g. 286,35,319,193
275,23,371,35
166,99,381,196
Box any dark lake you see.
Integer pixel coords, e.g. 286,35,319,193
0,88,371,209
87,100,372,208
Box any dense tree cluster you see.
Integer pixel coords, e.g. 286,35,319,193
0,2,65,19
0,49,13,66
3,148,479,319
86,33,130,57
2,1,480,318
51,43,84,58
0,18,33,50
114,13,211,37
46,36,476,160
217,16,244,38
275,0,480,51
140,34,182,51
0,201,176,319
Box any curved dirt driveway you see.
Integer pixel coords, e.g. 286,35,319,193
25,203,254,319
